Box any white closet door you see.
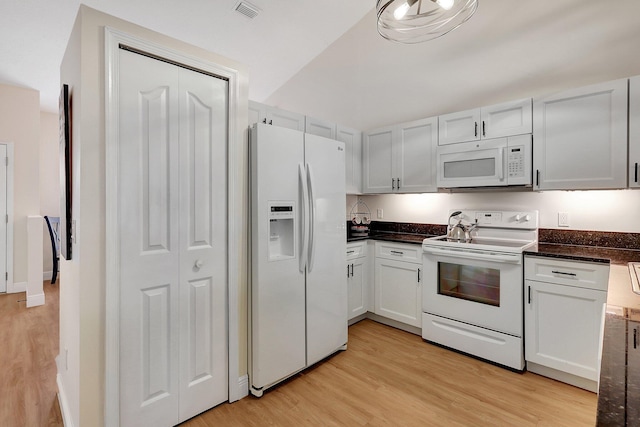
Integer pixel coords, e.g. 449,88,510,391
119,49,181,427
177,67,228,421
118,49,229,427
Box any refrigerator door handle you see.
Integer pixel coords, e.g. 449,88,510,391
299,163,309,273
306,163,317,273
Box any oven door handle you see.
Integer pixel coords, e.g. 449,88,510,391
422,246,522,264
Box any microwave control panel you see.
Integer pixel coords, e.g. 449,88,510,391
508,147,525,178
506,134,532,186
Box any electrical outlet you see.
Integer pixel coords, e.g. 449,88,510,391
558,212,570,227
377,208,383,219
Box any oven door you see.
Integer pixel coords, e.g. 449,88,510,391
437,138,507,188
422,245,523,337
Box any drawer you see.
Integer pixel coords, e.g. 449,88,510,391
346,242,366,260
375,241,421,263
524,256,609,291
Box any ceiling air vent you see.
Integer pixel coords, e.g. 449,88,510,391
234,1,260,19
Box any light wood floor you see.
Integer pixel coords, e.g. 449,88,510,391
186,319,597,426
1,283,596,426
0,282,63,427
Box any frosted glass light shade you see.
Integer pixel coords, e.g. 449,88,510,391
377,0,478,43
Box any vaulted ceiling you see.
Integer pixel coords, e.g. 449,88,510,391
3,0,640,132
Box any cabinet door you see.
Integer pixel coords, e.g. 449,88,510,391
347,257,368,319
395,117,438,193
375,258,421,327
438,108,481,145
305,116,336,139
629,76,640,188
481,98,532,139
533,79,628,190
363,126,394,193
249,100,266,126
266,107,305,131
628,321,640,422
338,125,362,194
525,280,606,381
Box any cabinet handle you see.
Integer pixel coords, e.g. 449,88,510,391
397,178,401,190
528,286,531,304
269,120,273,125
390,250,404,256
474,121,478,137
346,250,355,255
634,327,638,349
417,268,421,283
392,178,396,190
262,118,267,124
350,263,354,277
635,162,638,183
536,170,540,187
347,265,350,278
482,120,486,137
552,270,577,277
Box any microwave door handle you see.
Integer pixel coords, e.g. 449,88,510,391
498,147,504,181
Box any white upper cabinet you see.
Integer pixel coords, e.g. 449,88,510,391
305,116,336,139
533,79,628,190
629,76,640,188
363,117,438,194
395,117,438,193
337,124,362,194
248,100,305,131
363,125,394,193
438,98,532,145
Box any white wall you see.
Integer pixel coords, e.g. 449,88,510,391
40,111,60,276
347,189,640,233
58,6,249,426
0,83,41,287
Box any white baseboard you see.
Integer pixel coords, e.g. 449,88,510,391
7,281,26,293
43,270,53,281
236,375,249,401
27,291,45,307
57,373,75,427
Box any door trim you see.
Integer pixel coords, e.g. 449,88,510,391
0,142,13,293
104,27,241,427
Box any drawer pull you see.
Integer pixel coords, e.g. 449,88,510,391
390,250,404,255
346,250,355,255
528,286,531,304
551,270,577,277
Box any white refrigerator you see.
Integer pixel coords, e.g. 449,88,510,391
249,123,347,397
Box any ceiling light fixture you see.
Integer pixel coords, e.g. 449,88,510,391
377,0,478,44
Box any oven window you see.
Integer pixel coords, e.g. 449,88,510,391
438,262,500,306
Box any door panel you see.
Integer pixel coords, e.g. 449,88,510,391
304,133,348,366
178,66,228,421
119,49,181,427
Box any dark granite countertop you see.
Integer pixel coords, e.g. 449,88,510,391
524,243,640,266
348,232,434,245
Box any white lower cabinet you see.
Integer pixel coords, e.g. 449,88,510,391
374,242,422,328
524,256,609,391
346,242,369,320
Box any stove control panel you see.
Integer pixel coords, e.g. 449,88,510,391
451,209,539,230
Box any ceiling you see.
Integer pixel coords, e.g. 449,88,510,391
3,0,640,131
0,0,373,113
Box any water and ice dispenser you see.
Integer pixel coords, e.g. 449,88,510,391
268,202,295,261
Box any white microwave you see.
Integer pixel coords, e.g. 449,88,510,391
436,134,532,188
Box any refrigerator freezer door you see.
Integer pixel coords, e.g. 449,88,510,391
250,124,306,390
304,134,348,366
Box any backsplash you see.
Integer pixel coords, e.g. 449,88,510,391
348,220,640,251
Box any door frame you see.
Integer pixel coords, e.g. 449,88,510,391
0,142,14,293
104,28,241,427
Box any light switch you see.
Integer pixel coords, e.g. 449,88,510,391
377,208,383,219
558,212,569,227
